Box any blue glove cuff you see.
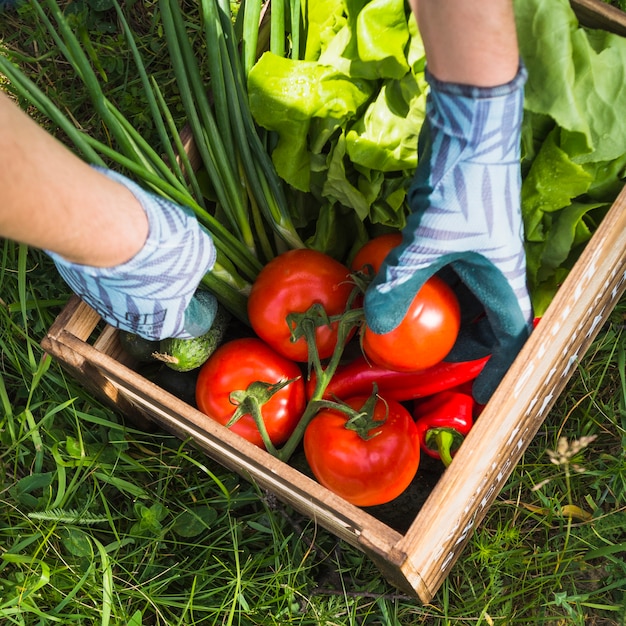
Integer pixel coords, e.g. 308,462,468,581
48,167,217,340
424,63,528,100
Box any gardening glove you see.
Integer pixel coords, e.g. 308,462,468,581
364,65,533,404
47,167,218,341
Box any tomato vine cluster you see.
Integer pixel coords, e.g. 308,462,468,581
194,238,485,507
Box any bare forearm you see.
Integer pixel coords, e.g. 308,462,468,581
410,0,519,86
0,91,148,267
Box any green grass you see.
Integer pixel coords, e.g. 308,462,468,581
2,2,626,624
605,0,626,12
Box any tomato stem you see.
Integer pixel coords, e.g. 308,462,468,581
343,390,388,440
275,291,364,462
228,378,298,456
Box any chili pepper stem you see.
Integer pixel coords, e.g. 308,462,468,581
425,428,463,468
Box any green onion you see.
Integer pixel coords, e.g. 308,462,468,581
270,0,286,58
207,0,305,250
290,0,302,60
241,0,263,76
160,0,257,255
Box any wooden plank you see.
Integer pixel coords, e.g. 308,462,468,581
396,184,626,601
572,0,626,35
44,326,408,574
45,295,100,344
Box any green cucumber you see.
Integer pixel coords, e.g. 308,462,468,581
154,305,231,372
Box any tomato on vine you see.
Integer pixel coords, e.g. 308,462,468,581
196,337,306,449
362,275,461,372
303,394,420,507
247,248,356,362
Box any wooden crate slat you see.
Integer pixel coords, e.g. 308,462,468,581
396,184,626,598
571,0,626,35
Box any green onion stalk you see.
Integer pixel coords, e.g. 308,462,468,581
196,0,306,253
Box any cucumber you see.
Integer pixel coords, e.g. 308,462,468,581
119,330,160,362
154,305,231,372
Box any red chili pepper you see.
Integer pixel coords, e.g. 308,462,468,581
306,354,489,403
413,389,477,467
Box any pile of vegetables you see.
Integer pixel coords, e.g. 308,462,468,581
192,241,483,507
4,0,626,506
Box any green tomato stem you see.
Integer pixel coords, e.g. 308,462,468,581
276,298,365,463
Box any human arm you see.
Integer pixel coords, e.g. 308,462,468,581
0,91,217,339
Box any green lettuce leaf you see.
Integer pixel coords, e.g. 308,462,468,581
247,51,373,192
345,71,427,171
522,127,593,245
302,0,348,61
346,0,411,79
515,0,626,164
516,0,626,312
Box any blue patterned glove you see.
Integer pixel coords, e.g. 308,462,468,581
48,168,217,340
364,65,533,403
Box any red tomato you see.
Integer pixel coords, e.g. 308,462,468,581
196,338,306,449
303,395,420,507
350,232,403,275
247,249,355,362
362,275,461,372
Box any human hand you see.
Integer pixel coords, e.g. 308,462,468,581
47,167,217,341
364,66,532,404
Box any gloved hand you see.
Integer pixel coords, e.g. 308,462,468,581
364,65,533,404
47,167,217,341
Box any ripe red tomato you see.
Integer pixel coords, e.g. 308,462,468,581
350,232,403,275
362,275,461,372
303,395,420,507
195,337,306,448
247,249,355,362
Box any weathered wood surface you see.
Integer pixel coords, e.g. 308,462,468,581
571,0,626,35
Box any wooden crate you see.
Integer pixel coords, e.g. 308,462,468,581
570,0,626,34
41,0,626,603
